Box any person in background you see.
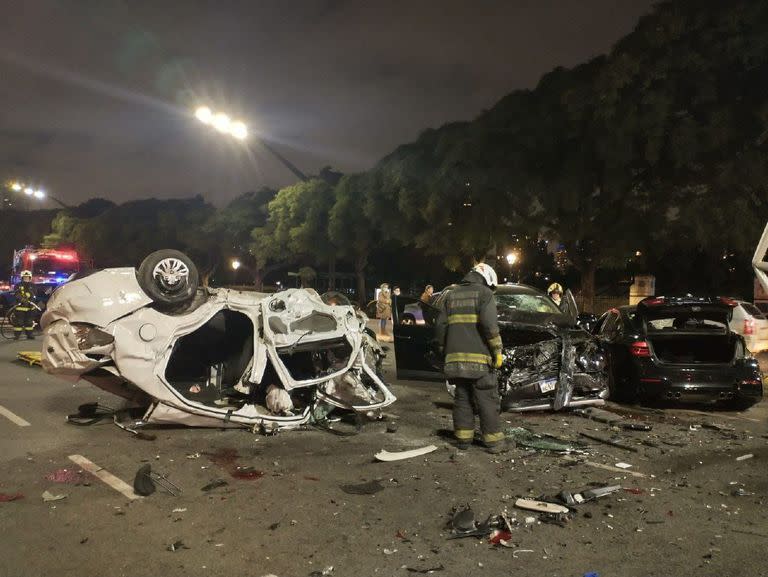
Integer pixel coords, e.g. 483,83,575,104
435,263,507,453
376,283,392,336
392,286,401,297
13,270,36,340
420,284,434,303
547,282,564,309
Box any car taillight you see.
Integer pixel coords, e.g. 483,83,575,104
630,341,651,357
743,318,755,335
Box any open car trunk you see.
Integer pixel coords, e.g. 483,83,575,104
648,333,738,364
638,297,739,365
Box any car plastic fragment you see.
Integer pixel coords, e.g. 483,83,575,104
514,498,569,515
133,464,181,496
375,445,438,462
42,490,67,502
579,431,639,452
201,479,228,492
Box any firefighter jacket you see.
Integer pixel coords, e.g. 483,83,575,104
14,282,35,310
435,271,503,379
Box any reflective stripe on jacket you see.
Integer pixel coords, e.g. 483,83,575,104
14,283,34,308
435,271,502,379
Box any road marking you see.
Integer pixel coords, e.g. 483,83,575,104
0,404,31,427
68,454,141,500
563,455,648,478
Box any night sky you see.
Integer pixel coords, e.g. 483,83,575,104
1,0,654,207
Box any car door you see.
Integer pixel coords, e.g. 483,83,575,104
392,294,443,381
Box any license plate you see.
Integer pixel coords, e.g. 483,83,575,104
539,378,557,393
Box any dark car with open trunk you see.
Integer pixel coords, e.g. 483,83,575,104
595,296,763,406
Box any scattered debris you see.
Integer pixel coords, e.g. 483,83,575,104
79,537,88,544
0,493,24,502
735,454,754,461
340,479,385,495
504,427,583,452
512,549,535,559
186,453,201,459
167,540,190,552
201,479,228,492
375,445,438,462
514,498,569,515
386,422,399,433
133,464,181,496
406,565,445,574
701,422,735,432
579,431,639,452
562,456,648,478
41,490,67,502
172,507,188,513
731,488,754,497
17,350,42,366
615,462,633,469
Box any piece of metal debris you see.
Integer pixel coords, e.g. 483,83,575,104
201,479,229,492
133,464,182,496
167,540,189,552
736,454,754,461
406,564,445,573
340,480,385,495
42,490,67,502
375,445,438,462
615,462,633,469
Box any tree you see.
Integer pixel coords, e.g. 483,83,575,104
251,179,336,289
197,188,276,286
329,174,376,303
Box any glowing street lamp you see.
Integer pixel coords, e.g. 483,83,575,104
505,252,519,265
194,105,248,141
231,259,242,270
10,182,22,192
24,186,34,196
33,189,45,200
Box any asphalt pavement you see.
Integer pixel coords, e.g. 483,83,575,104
1,335,767,577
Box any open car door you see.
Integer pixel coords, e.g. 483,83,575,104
392,295,443,381
560,289,579,326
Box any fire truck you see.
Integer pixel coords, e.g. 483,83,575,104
1,247,82,314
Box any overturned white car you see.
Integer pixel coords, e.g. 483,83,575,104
41,250,395,431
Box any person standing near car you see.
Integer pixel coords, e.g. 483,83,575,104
13,270,36,340
376,283,392,337
435,263,506,453
547,282,564,309
420,284,434,303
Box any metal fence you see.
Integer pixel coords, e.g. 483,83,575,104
573,294,629,315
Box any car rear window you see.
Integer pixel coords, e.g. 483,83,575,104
645,311,728,332
741,303,766,319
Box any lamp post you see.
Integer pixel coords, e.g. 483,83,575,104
194,105,308,182
506,251,520,283
5,181,70,209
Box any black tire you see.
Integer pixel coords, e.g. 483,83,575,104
401,313,416,325
137,250,198,307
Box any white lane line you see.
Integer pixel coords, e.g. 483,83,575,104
68,454,141,500
0,404,31,427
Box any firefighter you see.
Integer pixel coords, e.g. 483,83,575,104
547,282,564,308
13,270,36,340
435,262,507,453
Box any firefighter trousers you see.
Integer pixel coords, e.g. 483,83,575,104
451,372,504,446
13,307,35,338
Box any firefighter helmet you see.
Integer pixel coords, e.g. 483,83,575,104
472,262,498,289
547,282,563,295
20,270,32,279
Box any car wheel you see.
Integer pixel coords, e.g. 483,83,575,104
401,313,416,325
137,249,199,307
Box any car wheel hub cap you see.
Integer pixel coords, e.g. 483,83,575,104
152,258,189,292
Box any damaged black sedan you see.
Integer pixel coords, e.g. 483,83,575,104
392,284,608,411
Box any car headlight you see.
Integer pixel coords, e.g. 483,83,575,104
71,323,114,350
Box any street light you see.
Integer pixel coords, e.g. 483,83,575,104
505,252,518,266
231,259,242,270
10,182,22,192
5,180,69,208
193,104,305,181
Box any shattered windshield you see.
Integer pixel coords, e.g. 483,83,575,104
495,293,561,315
